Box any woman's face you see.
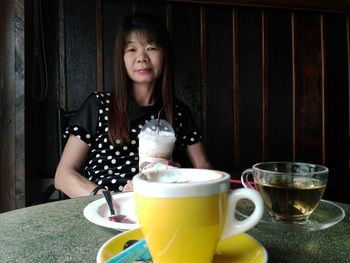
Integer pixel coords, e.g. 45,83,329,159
123,31,164,88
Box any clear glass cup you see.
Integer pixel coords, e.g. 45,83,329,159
138,119,176,172
241,162,328,222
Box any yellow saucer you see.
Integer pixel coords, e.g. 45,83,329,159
97,228,267,263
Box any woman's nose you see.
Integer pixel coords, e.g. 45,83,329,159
137,51,149,63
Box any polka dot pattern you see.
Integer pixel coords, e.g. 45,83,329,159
64,92,201,192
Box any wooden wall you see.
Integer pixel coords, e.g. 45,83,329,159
22,0,350,206
0,0,25,212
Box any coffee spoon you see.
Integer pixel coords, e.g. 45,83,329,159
102,190,123,221
102,190,134,223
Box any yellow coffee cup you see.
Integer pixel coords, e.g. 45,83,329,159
133,168,264,263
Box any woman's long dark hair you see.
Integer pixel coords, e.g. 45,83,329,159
108,12,174,144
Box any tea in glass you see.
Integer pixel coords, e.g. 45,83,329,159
242,162,328,222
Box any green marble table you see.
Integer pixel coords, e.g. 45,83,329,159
0,195,349,263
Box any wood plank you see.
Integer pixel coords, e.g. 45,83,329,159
262,10,268,161
14,0,25,208
293,12,324,164
0,0,16,212
324,14,349,168
137,2,167,15
170,4,201,166
25,0,61,205
232,9,240,168
237,8,263,169
172,4,201,129
58,0,66,109
206,6,234,173
65,0,97,110
96,0,104,92
200,7,208,144
160,0,350,13
266,10,293,161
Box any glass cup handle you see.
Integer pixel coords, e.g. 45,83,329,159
221,188,264,239
241,168,255,189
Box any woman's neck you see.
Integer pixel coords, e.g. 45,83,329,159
132,84,155,106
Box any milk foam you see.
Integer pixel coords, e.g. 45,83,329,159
138,128,176,141
133,169,231,197
142,170,224,183
138,128,176,160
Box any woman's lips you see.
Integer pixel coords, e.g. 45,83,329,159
136,68,151,74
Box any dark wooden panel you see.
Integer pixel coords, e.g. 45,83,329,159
16,0,350,207
65,0,97,110
238,8,263,170
172,4,201,127
293,12,323,163
266,10,293,161
323,13,349,203
25,0,61,205
324,14,349,167
0,0,16,212
137,2,167,15
232,9,239,168
96,0,104,91
162,0,350,13
206,6,234,173
200,7,208,142
15,0,25,208
103,0,133,92
167,4,201,167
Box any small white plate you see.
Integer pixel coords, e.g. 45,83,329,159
83,192,139,231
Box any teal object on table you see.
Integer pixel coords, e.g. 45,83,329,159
106,239,151,263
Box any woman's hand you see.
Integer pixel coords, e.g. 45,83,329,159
122,180,134,192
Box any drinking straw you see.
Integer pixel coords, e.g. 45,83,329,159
106,239,150,263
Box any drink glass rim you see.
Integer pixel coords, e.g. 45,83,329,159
252,161,329,175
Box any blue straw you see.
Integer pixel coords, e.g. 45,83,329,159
106,239,151,263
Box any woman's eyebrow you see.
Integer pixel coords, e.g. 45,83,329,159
146,40,156,44
125,39,157,45
126,40,136,44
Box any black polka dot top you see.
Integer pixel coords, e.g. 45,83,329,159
63,91,202,192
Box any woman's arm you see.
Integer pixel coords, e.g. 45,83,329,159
54,135,103,198
186,142,212,169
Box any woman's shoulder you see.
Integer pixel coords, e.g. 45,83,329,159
88,91,111,101
83,91,112,107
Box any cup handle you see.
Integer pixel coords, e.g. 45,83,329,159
241,168,255,189
221,188,264,239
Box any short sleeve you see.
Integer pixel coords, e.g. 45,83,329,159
175,100,202,147
63,92,100,145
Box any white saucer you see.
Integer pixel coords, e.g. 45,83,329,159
83,192,139,231
236,199,345,231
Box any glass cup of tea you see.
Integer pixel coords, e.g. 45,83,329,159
241,162,328,222
133,168,264,263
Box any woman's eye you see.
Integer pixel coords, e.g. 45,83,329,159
125,47,136,53
147,46,158,51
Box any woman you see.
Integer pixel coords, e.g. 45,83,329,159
54,12,211,198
